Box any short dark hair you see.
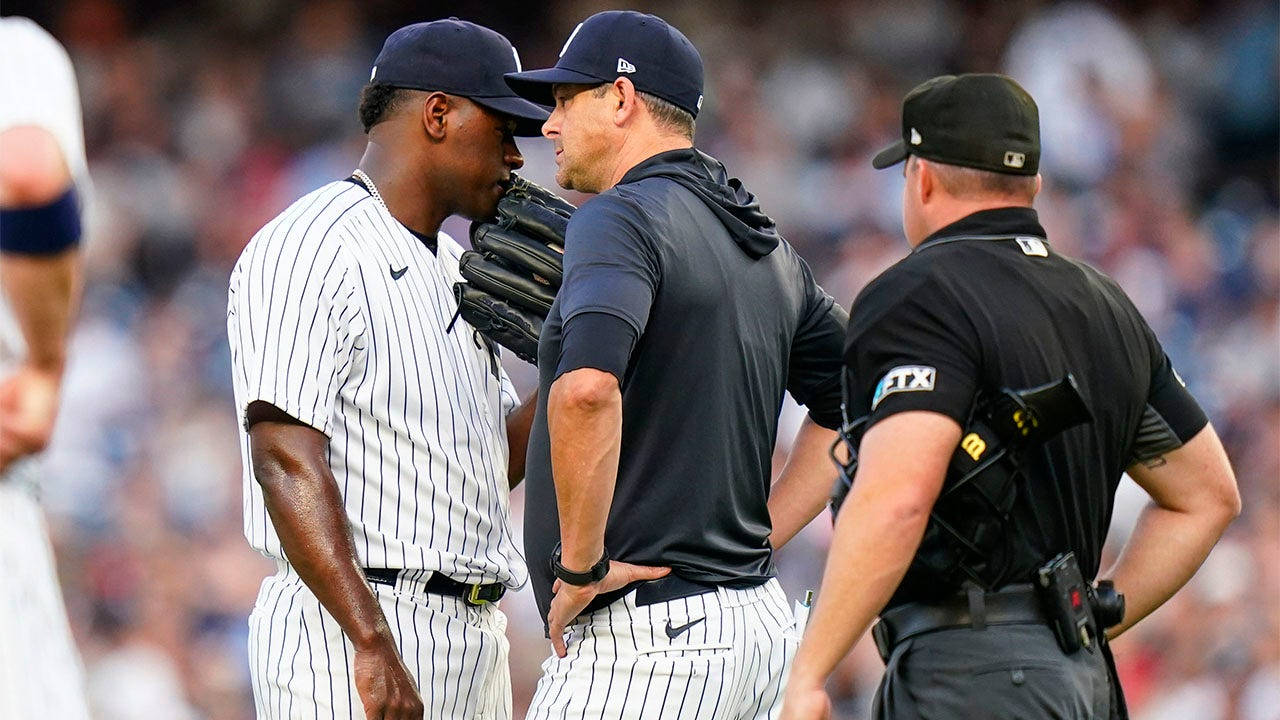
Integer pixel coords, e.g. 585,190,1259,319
637,91,695,140
927,159,1038,201
358,83,408,133
589,84,695,140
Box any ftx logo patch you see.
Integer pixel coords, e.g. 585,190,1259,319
871,365,936,410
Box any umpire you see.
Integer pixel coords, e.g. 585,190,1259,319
505,11,848,719
780,74,1241,720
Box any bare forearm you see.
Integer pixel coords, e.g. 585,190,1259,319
787,411,957,693
505,392,537,488
0,126,80,374
768,417,839,549
1107,427,1240,639
547,374,621,569
790,483,929,685
0,250,80,373
252,434,391,649
1103,503,1231,638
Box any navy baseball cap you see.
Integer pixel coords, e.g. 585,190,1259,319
369,18,549,136
504,11,705,118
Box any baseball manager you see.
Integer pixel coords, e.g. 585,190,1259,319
504,10,849,719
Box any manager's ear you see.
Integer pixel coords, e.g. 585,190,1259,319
422,92,451,142
612,77,639,128
915,157,937,206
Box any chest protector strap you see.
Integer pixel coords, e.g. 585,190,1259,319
830,374,1093,592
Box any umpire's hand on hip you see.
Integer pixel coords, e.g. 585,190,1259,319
352,631,425,720
547,561,670,657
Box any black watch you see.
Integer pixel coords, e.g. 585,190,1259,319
550,543,610,586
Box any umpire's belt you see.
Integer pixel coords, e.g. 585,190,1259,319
363,568,506,606
872,584,1046,663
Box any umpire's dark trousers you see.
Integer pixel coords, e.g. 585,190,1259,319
873,623,1116,719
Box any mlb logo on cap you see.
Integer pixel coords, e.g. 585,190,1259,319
505,10,705,118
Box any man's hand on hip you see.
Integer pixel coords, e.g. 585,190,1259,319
547,561,670,658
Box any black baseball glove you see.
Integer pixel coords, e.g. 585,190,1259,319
452,175,573,364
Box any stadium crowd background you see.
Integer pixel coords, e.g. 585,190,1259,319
2,0,1276,718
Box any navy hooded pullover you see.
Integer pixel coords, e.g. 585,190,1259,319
523,148,847,619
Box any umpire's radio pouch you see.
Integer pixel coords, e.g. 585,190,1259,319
1037,552,1096,654
830,374,1093,593
1034,552,1127,655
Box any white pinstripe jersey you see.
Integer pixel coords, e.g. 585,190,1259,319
0,16,90,384
227,180,527,588
0,21,95,720
0,17,90,492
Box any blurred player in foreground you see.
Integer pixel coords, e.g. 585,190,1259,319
0,15,92,720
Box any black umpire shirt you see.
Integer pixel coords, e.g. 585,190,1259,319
842,206,1208,608
524,148,847,620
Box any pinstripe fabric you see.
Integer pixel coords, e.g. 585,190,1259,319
229,180,525,717
1,17,90,379
0,18,89,198
526,579,797,720
227,181,524,584
0,485,92,720
248,562,512,720
0,19,93,720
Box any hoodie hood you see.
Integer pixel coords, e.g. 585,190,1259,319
618,148,780,258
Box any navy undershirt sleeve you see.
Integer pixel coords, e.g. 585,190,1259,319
787,256,850,430
555,311,639,383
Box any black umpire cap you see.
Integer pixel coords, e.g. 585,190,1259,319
369,18,549,136
873,74,1041,176
504,10,705,118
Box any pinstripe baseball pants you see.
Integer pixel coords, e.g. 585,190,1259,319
248,561,511,719
0,482,93,720
527,578,797,720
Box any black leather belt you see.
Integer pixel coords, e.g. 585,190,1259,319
636,574,770,606
580,573,771,615
872,584,1046,663
363,568,506,606
635,575,721,606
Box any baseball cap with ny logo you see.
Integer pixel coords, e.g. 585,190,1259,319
504,10,705,118
368,17,549,136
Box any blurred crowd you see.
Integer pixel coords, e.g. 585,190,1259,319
3,0,1276,718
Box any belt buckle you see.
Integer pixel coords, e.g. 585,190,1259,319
871,620,893,664
466,583,505,607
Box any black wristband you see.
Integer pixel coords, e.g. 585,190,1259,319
550,543,610,586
